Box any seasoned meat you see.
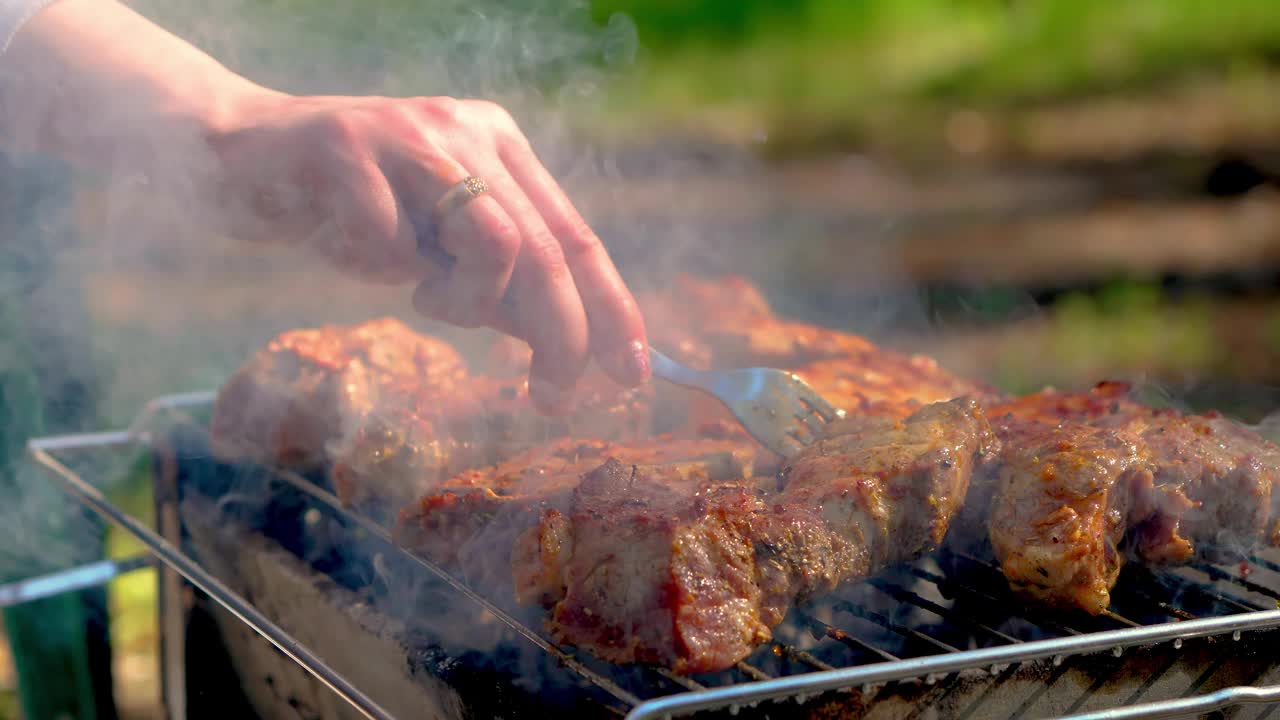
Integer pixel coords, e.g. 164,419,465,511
330,371,652,512
971,382,1280,614
639,273,995,432
395,397,992,673
542,459,771,673
1100,407,1280,565
753,397,995,625
637,273,776,370
212,318,652,513
392,434,761,598
209,318,465,467
995,383,1280,565
795,354,998,420
211,277,1280,669
982,417,1147,613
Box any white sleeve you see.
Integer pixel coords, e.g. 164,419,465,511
0,0,57,55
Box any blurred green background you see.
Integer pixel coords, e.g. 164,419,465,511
593,0,1280,152
10,0,1280,717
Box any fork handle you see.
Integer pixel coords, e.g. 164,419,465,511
648,347,715,392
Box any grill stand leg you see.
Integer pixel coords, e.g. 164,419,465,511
155,441,188,720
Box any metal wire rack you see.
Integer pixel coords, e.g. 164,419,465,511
24,392,1280,720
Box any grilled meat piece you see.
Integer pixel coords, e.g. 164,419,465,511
210,318,465,467
637,273,776,370
395,397,992,673
212,318,653,513
970,382,1280,614
754,397,996,625
795,355,998,420
639,273,995,432
330,372,652,512
542,459,771,673
995,383,1280,565
393,434,760,596
982,417,1147,613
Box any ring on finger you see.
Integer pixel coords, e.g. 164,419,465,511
433,176,490,222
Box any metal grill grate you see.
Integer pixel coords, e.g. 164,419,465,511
27,393,1280,720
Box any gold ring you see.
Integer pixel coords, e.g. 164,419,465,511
433,176,489,220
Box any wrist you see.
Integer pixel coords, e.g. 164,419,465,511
193,78,289,137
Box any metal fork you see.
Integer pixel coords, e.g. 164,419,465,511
649,347,846,457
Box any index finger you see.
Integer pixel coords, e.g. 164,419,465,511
499,140,650,387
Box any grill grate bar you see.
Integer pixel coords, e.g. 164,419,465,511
1194,563,1280,603
1124,582,1200,621
778,645,836,671
868,578,1022,644
29,437,397,720
267,467,643,710
627,608,1280,720
654,668,705,692
797,612,901,662
1250,556,1280,575
1100,609,1142,628
735,662,773,682
909,566,1083,637
1132,566,1265,613
1174,570,1268,611
834,600,961,654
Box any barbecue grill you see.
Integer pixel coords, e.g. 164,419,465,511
23,390,1280,720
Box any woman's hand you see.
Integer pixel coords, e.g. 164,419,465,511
3,0,649,415
208,93,650,413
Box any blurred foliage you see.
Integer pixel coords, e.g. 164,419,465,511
128,0,1280,151
134,0,635,104
1048,282,1217,373
989,279,1221,395
588,0,1280,147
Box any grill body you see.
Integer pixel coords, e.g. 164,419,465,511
25,393,1280,720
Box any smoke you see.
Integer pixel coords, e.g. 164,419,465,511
5,0,1215,710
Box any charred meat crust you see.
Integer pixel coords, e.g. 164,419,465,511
210,317,652,512
209,318,466,468
982,418,1146,614
395,397,994,674
637,273,996,432
994,382,1280,565
979,382,1280,614
212,278,1280,674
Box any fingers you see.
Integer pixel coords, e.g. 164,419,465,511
410,246,521,338
314,145,426,284
412,202,522,330
399,149,589,415
499,139,650,387
466,160,591,414
399,154,522,328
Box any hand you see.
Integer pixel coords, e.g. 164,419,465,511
207,93,650,413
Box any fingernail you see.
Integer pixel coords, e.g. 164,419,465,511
529,378,573,416
606,339,650,385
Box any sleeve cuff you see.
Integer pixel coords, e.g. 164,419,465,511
0,0,59,56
